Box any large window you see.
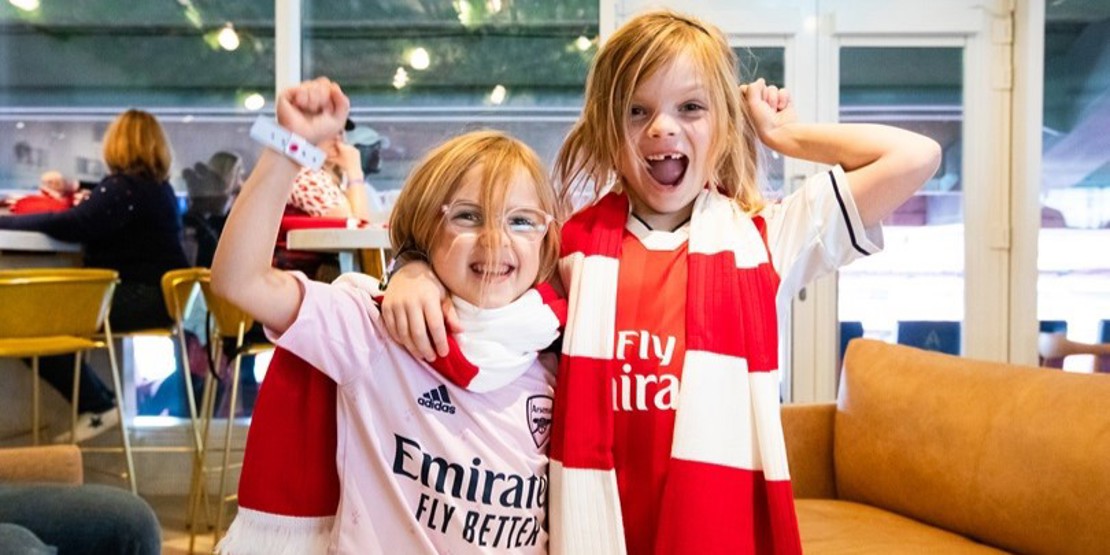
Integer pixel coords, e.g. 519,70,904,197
1037,5,1110,370
0,1,276,192
837,47,963,354
302,0,597,192
0,1,598,421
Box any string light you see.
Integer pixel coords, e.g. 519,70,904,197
8,0,39,11
575,36,592,52
217,23,241,51
489,85,507,105
243,93,265,111
409,48,430,71
393,67,410,89
454,0,474,26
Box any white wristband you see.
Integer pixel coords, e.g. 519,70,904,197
250,116,326,170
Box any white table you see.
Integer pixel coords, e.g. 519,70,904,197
285,226,392,273
0,229,81,253
0,230,82,268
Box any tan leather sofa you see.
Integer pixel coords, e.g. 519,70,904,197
0,445,83,485
783,339,1110,555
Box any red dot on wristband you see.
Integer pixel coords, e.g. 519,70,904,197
289,144,299,152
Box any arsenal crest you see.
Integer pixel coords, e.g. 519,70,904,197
526,395,553,448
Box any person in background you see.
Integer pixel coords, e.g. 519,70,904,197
286,119,372,221
183,150,244,267
130,150,246,419
0,108,190,443
0,483,160,554
274,119,374,280
346,125,388,213
7,171,85,214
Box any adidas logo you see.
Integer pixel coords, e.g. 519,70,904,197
417,385,457,415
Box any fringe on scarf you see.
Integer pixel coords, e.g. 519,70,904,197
215,508,333,555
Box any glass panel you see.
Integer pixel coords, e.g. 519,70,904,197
0,2,276,420
1038,8,1110,371
734,47,786,199
0,1,275,190
836,47,962,363
302,0,598,194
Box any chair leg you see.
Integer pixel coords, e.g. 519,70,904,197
178,329,205,453
178,328,205,530
188,368,218,554
32,357,40,446
214,351,244,545
104,329,138,495
71,353,81,444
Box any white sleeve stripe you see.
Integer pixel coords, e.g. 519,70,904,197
828,169,874,257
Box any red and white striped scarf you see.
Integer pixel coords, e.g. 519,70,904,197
549,189,802,554
218,282,565,555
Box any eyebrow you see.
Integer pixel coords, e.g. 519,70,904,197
631,85,708,102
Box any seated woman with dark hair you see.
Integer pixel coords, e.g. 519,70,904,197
0,108,189,442
183,150,243,267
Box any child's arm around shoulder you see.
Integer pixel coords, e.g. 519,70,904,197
742,79,942,227
211,78,351,334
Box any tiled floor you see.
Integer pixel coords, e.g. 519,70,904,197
147,494,219,555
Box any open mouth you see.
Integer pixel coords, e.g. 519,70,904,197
470,263,515,279
645,153,688,187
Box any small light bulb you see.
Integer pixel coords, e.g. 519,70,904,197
393,67,410,89
455,0,472,25
9,0,40,12
243,93,265,111
575,36,592,52
217,24,240,51
409,48,430,70
489,85,507,105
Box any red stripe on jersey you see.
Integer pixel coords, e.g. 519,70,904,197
551,355,617,467
656,459,802,555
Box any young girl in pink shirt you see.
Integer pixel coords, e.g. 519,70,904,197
383,9,941,554
212,78,563,554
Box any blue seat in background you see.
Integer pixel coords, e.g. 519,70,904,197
839,321,864,367
1038,320,1069,368
897,321,961,355
1099,320,1110,374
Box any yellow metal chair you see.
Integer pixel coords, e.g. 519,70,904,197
0,268,137,493
91,268,212,497
357,247,390,280
189,278,273,548
158,268,216,536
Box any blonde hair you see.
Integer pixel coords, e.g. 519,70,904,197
389,130,561,283
555,9,764,213
102,109,173,182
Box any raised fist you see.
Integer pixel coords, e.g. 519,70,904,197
740,78,797,146
277,77,351,146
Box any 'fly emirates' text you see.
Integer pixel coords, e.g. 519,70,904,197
393,434,545,549
615,330,680,412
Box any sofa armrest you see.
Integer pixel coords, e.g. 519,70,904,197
0,445,83,485
781,403,836,499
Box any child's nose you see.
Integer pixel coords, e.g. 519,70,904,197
477,224,511,247
648,112,679,138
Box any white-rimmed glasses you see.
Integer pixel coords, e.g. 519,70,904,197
441,201,553,241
